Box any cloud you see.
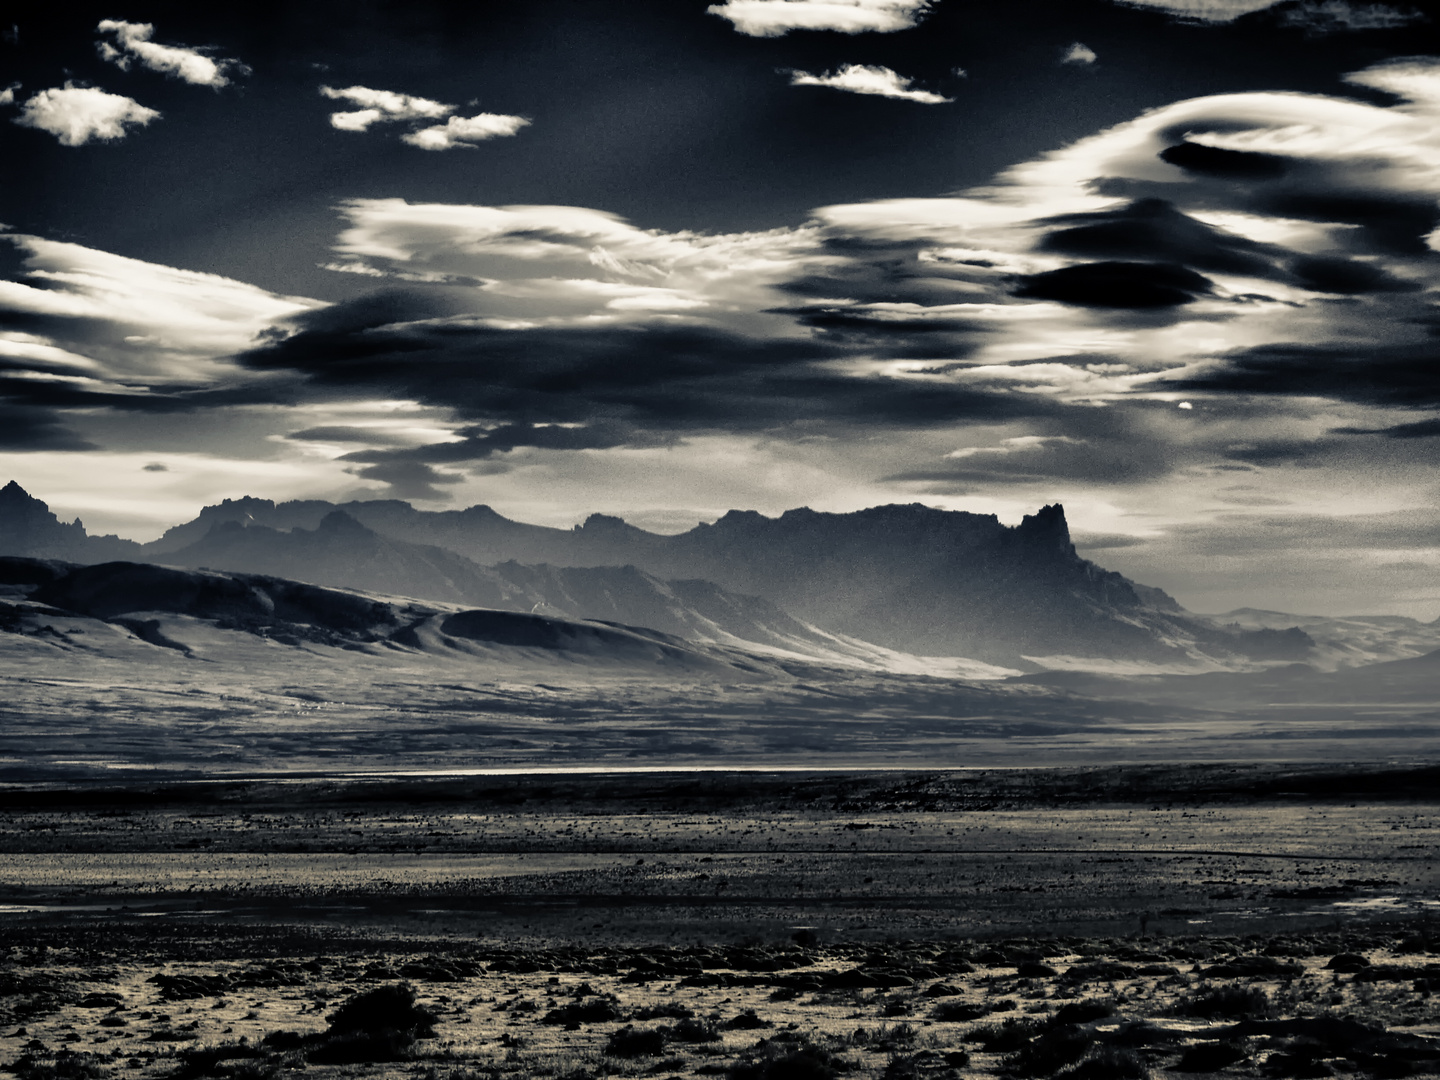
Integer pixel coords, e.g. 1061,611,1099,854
0,82,17,107
1110,0,1285,21
318,84,452,131
400,113,531,149
0,235,320,382
319,85,529,148
1061,42,1098,65
12,83,159,146
707,0,931,36
787,64,952,103
323,198,825,333
1278,2,1426,33
142,462,168,471
95,20,248,88
236,291,1049,466
1014,261,1215,307
345,460,465,501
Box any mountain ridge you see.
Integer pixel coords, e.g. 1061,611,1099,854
0,481,1319,667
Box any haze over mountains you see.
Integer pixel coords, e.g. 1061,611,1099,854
3,480,1438,671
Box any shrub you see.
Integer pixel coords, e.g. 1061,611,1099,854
9,1051,111,1080
728,1035,847,1080
604,1026,669,1058
1175,1041,1249,1072
1057,1046,1149,1080
1052,1000,1114,1025
306,983,437,1064
965,1017,1048,1051
633,1003,694,1020
1172,985,1273,1020
669,1017,722,1043
541,997,624,1026
325,984,435,1037
724,1009,772,1030
933,1001,990,1022
1003,1025,1095,1077
170,1041,263,1079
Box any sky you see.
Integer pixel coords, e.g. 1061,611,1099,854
4,0,1440,617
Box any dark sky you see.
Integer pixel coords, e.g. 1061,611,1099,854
4,0,1440,616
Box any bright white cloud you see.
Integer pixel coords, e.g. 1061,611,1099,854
0,235,320,381
326,199,828,332
318,84,452,131
0,82,18,107
1062,42,1098,64
707,0,930,36
400,112,531,149
95,20,247,88
13,83,159,146
787,64,952,103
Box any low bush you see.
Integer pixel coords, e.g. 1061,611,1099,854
728,1034,847,1080
632,1003,693,1020
1003,1024,1095,1077
9,1051,111,1080
1056,1046,1149,1080
669,1017,722,1043
541,997,624,1026
933,1001,990,1022
1052,1001,1114,1025
305,983,437,1065
325,983,435,1037
1172,985,1273,1021
965,1017,1048,1051
1175,1041,1250,1072
604,1026,668,1058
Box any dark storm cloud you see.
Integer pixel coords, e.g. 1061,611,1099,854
1013,261,1216,308
1332,415,1440,438
1159,342,1440,406
1259,191,1440,256
1157,141,1294,181
238,294,1045,458
0,375,291,414
285,425,417,445
0,404,97,451
1037,199,1282,278
1290,255,1421,294
346,460,464,502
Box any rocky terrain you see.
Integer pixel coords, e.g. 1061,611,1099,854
0,767,1437,1080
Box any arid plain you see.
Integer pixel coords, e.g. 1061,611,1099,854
1,767,1438,1079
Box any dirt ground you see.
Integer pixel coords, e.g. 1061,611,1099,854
1,766,1438,1079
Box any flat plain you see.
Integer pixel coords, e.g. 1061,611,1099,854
1,766,1439,1079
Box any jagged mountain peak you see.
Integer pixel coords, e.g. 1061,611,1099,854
316,509,372,535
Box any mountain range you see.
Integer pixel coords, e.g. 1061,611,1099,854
5,479,1433,670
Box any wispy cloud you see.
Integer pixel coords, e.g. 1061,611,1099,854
787,64,952,103
1061,42,1098,65
95,20,248,88
0,82,18,107
13,82,159,146
1111,0,1284,20
400,113,532,150
707,0,931,36
318,85,452,132
1278,1,1425,33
